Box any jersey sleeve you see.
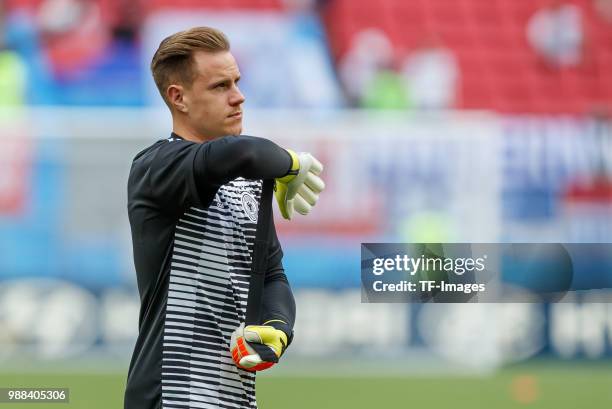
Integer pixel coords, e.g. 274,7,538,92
148,139,207,216
266,207,283,269
193,135,292,191
148,135,293,217
261,214,295,337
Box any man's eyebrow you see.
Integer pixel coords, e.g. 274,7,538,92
208,74,241,87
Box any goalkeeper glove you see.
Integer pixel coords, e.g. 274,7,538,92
275,150,325,220
230,320,291,372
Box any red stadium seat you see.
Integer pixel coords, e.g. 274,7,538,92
323,0,612,114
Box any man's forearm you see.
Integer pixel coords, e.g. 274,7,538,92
195,135,293,186
262,272,296,337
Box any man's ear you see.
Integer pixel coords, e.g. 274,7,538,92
167,84,188,113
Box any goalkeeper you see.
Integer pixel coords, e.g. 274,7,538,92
125,26,324,409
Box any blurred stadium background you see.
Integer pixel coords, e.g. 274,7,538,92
1,0,612,408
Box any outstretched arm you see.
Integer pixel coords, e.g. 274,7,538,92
147,134,323,218
194,135,294,187
195,135,324,220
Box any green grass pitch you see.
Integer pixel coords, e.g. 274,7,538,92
0,361,610,408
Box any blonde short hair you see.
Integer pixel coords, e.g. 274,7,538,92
151,26,230,107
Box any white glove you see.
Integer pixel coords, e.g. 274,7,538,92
275,150,325,220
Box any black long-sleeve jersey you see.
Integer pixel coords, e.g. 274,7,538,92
125,133,296,409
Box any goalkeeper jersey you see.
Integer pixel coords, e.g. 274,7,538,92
125,133,295,409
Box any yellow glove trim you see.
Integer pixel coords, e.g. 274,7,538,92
263,319,287,326
274,180,290,219
276,149,300,184
244,325,288,358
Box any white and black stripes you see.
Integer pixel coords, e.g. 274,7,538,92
162,178,262,409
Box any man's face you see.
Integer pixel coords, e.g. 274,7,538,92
179,51,245,139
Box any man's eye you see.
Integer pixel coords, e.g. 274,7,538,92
216,83,227,89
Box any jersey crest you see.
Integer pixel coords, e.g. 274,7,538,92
241,192,258,222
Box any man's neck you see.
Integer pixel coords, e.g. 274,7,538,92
172,121,207,143
172,116,226,143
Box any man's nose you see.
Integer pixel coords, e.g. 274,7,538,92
230,86,245,106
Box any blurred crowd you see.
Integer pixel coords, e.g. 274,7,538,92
0,0,143,105
1,0,612,111
339,29,459,110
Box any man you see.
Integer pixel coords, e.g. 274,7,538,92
125,27,324,409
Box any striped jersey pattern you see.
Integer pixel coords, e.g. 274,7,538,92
161,178,262,409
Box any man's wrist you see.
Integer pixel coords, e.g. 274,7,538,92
276,149,300,184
